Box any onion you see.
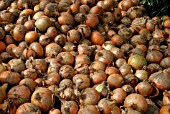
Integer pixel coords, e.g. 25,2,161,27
160,57,170,68
67,29,81,43
19,78,36,91
90,70,107,85
59,65,75,79
12,24,27,41
146,50,163,63
135,81,153,97
115,58,127,68
124,74,139,87
0,71,21,85
54,34,67,46
111,35,124,47
107,74,123,89
98,98,121,114
7,85,31,107
35,16,51,32
122,84,134,94
128,54,147,69
79,87,100,105
0,27,5,40
110,88,127,104
25,31,39,43
102,41,115,51
45,43,62,57
105,66,119,75
119,64,133,77
29,42,44,58
124,93,148,113
135,70,148,81
93,82,110,97
85,14,99,28
58,11,75,25
39,34,51,47
61,100,79,114
75,54,90,65
57,52,74,65
16,103,42,114
31,87,53,113
95,49,113,65
91,31,105,45
149,68,170,91
73,74,90,90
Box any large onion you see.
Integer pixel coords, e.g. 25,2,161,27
128,54,147,69
149,68,170,91
31,87,53,113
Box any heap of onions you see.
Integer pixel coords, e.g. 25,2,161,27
0,0,170,113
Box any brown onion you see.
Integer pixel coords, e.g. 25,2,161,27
124,93,148,113
29,42,44,58
107,74,123,89
95,50,113,65
31,87,53,113
79,87,100,105
135,81,153,97
91,31,105,45
58,11,75,25
19,78,36,91
8,58,25,73
98,98,121,114
160,57,170,68
61,100,79,114
12,24,27,41
146,50,163,63
90,70,107,85
119,64,133,77
110,88,127,104
7,85,31,107
16,102,41,114
85,14,99,28
45,43,62,57
73,74,90,90
46,26,58,39
149,68,170,91
25,31,39,43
